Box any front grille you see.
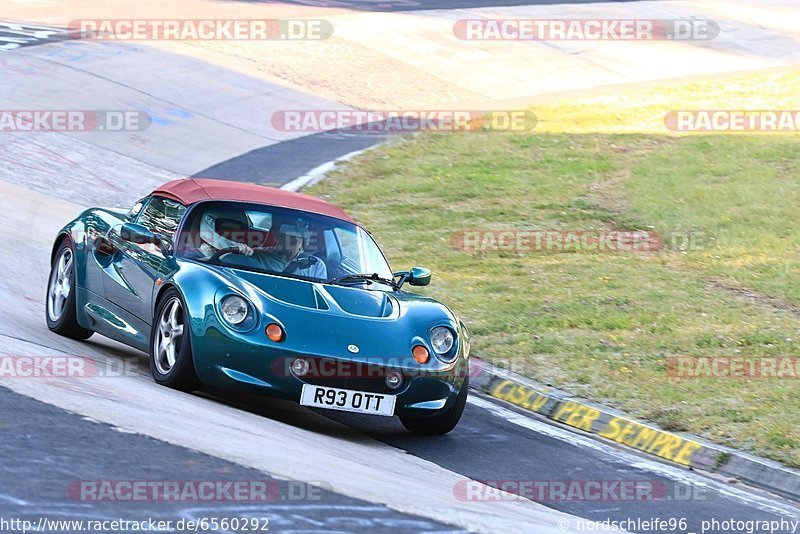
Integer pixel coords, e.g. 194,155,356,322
298,356,404,394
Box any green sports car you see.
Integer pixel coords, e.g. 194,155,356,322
46,178,470,434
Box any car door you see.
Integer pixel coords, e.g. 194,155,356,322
103,196,186,325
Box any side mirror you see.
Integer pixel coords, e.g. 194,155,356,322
394,267,432,288
408,266,432,286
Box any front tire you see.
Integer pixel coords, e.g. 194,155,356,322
46,240,93,340
150,288,201,392
400,376,468,435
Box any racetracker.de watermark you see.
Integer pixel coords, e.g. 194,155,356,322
0,110,150,132
453,479,708,502
270,356,470,380
451,229,662,254
67,19,333,41
453,19,719,41
666,356,800,379
0,356,139,378
665,110,800,132
68,480,325,502
270,110,537,133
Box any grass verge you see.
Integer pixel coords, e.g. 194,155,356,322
308,69,800,467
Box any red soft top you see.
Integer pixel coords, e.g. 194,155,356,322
151,178,354,223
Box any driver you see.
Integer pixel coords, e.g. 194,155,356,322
254,223,327,280
198,207,254,259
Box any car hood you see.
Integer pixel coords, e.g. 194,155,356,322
236,269,396,318
204,265,459,363
225,267,449,317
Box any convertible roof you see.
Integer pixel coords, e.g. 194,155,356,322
151,178,354,223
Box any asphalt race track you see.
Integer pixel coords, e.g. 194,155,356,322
192,129,391,186
0,387,455,533
1,3,800,534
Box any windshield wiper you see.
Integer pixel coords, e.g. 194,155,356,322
325,273,399,290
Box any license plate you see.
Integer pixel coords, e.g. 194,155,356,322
300,384,395,416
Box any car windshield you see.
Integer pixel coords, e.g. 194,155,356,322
175,201,393,284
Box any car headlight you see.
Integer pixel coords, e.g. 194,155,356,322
220,295,249,325
430,326,455,354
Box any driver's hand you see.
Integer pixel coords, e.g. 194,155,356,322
235,243,254,256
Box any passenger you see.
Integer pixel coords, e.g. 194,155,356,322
255,223,327,280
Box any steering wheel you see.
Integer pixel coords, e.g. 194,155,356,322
208,246,243,262
208,245,276,263
208,247,320,275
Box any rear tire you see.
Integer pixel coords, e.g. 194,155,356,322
149,288,201,392
45,240,93,340
400,376,468,435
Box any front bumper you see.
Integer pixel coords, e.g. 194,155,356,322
190,325,469,417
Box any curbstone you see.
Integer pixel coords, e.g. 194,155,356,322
469,357,800,502
718,453,800,500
